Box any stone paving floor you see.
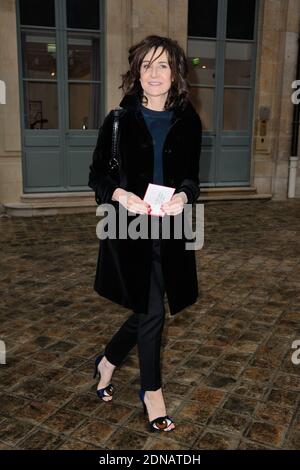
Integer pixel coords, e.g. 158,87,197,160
0,199,300,450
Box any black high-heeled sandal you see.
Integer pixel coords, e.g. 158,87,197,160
93,353,115,401
139,389,175,432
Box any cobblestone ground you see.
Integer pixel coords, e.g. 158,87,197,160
0,200,300,450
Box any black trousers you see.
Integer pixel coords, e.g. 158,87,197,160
104,238,166,391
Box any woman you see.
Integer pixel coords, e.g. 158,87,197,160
88,35,202,433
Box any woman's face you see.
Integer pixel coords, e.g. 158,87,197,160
139,47,172,101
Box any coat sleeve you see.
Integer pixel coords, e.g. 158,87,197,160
174,114,202,205
88,110,119,205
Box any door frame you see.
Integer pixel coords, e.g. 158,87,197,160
188,0,260,187
16,0,105,193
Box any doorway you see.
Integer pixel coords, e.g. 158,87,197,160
17,0,104,192
187,0,260,186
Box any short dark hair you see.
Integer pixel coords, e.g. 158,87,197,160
119,35,189,110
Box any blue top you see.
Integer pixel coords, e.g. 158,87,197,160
140,104,173,185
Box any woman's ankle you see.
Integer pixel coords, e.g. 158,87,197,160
145,388,162,398
103,355,116,368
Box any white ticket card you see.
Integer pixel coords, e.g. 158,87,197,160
143,183,176,217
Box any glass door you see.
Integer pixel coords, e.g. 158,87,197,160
187,0,259,186
17,0,104,192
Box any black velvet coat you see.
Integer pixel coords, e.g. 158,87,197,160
88,93,202,316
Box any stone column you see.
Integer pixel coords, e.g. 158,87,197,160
253,0,300,199
0,0,22,206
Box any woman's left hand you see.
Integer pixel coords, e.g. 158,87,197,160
160,192,188,216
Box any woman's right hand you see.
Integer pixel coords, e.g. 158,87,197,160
112,188,151,215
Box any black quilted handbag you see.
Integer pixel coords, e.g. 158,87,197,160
108,106,125,180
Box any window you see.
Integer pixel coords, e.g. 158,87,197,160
226,0,256,40
66,0,100,30
19,0,55,27
188,0,218,38
19,0,102,130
